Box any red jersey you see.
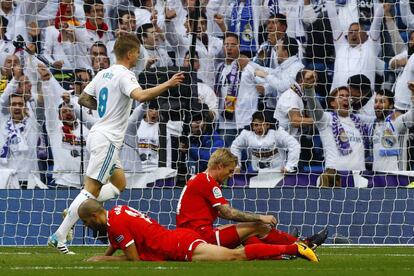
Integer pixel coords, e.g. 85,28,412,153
107,205,204,261
176,172,228,231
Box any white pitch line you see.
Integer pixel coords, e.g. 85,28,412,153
7,266,186,270
0,252,32,255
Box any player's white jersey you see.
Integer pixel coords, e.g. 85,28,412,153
84,64,141,148
230,128,300,171
372,112,414,171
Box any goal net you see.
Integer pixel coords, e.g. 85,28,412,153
0,0,414,245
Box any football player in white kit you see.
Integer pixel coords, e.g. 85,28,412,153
48,34,185,254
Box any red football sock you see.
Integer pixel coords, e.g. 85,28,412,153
243,236,264,245
260,229,297,245
244,244,298,260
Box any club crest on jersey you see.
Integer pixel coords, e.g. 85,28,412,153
115,235,124,243
339,130,349,143
381,129,396,148
212,187,222,199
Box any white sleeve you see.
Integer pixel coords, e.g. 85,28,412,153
400,0,414,29
316,112,331,131
275,128,300,171
279,93,301,113
0,79,18,115
303,2,318,25
389,51,408,71
119,72,141,97
230,130,248,168
326,0,344,42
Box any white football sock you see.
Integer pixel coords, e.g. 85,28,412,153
55,189,96,242
97,183,121,202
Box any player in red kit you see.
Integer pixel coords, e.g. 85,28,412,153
176,148,327,249
78,199,319,262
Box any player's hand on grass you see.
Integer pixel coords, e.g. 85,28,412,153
259,214,277,226
86,255,105,262
167,72,185,87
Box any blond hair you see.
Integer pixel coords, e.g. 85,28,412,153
113,34,140,60
207,148,238,169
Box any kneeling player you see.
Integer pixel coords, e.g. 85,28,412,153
176,148,327,249
79,199,319,262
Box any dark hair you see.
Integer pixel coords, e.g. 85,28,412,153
376,89,394,107
269,13,287,27
137,23,155,43
327,86,349,108
83,0,104,14
58,102,74,111
184,50,200,59
282,36,299,57
117,9,135,26
90,41,108,55
295,70,306,83
224,32,240,43
251,111,267,122
347,74,371,94
0,16,8,28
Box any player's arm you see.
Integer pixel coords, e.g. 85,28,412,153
130,72,185,102
216,204,277,226
87,242,140,262
78,92,97,110
104,245,116,256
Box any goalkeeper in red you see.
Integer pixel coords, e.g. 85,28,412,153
176,148,327,250
79,199,319,262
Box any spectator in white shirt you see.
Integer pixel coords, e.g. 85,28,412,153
371,87,414,172
254,36,304,109
274,69,315,140
0,93,40,188
230,110,300,173
38,65,92,187
326,0,384,91
253,13,287,69
394,44,414,112
215,32,259,147
305,81,370,171
165,11,223,88
107,9,137,65
137,23,173,68
73,0,112,65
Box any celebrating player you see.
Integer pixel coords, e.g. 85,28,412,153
48,34,185,254
176,148,327,249
79,199,319,262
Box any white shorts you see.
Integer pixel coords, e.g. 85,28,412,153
86,132,122,184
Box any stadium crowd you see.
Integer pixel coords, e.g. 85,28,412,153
1,0,414,188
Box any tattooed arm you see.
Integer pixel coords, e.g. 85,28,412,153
216,204,277,226
78,92,97,110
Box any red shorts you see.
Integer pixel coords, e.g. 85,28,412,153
162,228,207,262
197,225,241,249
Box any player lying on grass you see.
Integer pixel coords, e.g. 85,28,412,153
78,199,319,262
176,148,327,249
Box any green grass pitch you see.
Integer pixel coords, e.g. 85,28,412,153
0,246,413,276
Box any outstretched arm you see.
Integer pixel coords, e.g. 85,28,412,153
216,204,277,226
326,0,343,41
130,72,185,102
369,3,384,42
87,243,140,262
